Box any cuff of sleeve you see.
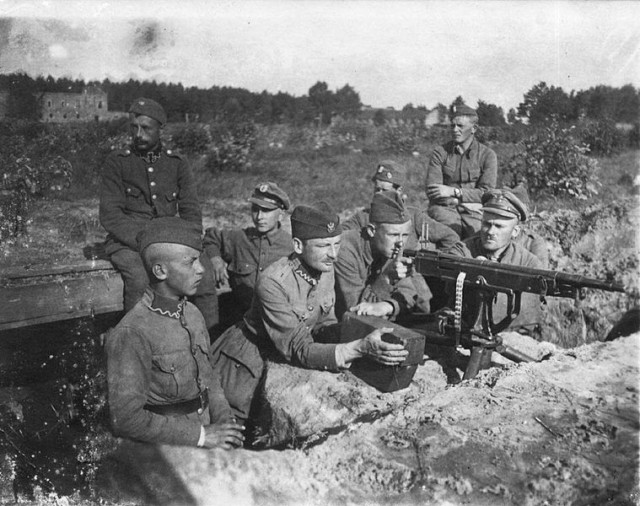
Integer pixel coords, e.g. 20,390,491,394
197,425,206,448
334,345,353,370
384,298,400,317
205,245,222,259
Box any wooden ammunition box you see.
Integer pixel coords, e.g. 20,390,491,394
340,312,425,392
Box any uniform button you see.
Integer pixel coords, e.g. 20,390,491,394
259,267,263,271
235,363,240,369
167,150,172,155
148,167,154,173
150,181,156,186
152,194,157,200
308,306,313,311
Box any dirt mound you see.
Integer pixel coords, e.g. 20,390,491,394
99,334,639,506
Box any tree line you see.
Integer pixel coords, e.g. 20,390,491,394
0,73,637,126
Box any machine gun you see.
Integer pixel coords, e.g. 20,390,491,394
402,249,626,379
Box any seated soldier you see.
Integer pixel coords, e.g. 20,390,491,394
425,104,497,239
454,189,543,334
204,182,293,332
104,217,244,449
343,159,460,251
209,202,409,423
335,190,432,321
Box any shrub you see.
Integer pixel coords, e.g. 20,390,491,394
171,124,211,155
503,119,600,200
381,124,422,154
204,122,257,173
578,118,624,156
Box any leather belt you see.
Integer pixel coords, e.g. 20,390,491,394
144,390,209,416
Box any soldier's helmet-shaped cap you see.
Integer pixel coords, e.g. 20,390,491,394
137,217,203,253
481,189,528,222
371,160,407,188
369,190,409,225
451,104,478,118
248,182,291,211
291,202,342,240
129,97,167,126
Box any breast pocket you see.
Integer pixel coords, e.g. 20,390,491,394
151,351,193,400
125,186,146,212
163,191,178,214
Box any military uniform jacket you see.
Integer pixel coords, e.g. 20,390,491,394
204,225,293,309
461,237,543,331
334,229,432,320
426,138,497,204
105,289,232,446
99,147,202,255
243,255,340,371
342,206,460,251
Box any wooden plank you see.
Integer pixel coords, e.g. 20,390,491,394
0,263,124,331
0,260,231,332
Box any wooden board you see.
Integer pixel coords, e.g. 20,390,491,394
0,260,124,331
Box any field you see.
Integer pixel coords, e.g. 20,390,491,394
0,121,638,505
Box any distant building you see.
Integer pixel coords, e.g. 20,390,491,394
37,86,125,123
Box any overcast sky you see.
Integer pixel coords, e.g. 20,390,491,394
0,0,638,111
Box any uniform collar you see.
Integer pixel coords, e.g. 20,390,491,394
132,142,163,164
147,289,185,319
248,224,282,245
452,137,477,157
291,255,321,286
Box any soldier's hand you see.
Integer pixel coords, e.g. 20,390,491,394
360,328,408,365
202,421,245,450
350,301,394,317
210,256,229,287
383,259,408,282
426,184,455,200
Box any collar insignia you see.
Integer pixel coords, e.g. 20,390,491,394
294,267,318,286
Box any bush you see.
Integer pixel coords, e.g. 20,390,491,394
171,124,211,155
503,119,600,200
380,124,422,154
578,118,625,156
204,122,257,173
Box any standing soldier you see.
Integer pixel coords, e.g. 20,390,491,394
99,97,218,331
204,182,293,332
425,104,497,239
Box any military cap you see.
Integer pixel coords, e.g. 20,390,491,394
451,104,478,118
137,217,203,253
248,182,290,210
371,160,407,188
369,190,410,225
129,97,167,126
291,202,342,240
481,189,528,222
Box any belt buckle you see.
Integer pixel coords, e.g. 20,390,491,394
197,389,209,415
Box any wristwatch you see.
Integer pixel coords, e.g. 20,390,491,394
454,188,462,200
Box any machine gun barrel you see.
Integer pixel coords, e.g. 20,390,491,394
404,249,625,298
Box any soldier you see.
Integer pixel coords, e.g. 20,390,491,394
209,202,408,423
204,182,293,332
425,104,497,239
104,217,244,449
456,189,543,334
99,97,218,331
343,159,460,251
335,190,432,321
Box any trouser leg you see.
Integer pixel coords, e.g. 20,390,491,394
109,248,149,312
427,205,463,237
460,211,482,240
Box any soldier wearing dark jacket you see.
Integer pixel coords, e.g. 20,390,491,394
99,97,218,330
343,159,460,252
204,182,293,330
104,218,244,449
426,104,497,239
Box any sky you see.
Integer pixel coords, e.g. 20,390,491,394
0,0,638,112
